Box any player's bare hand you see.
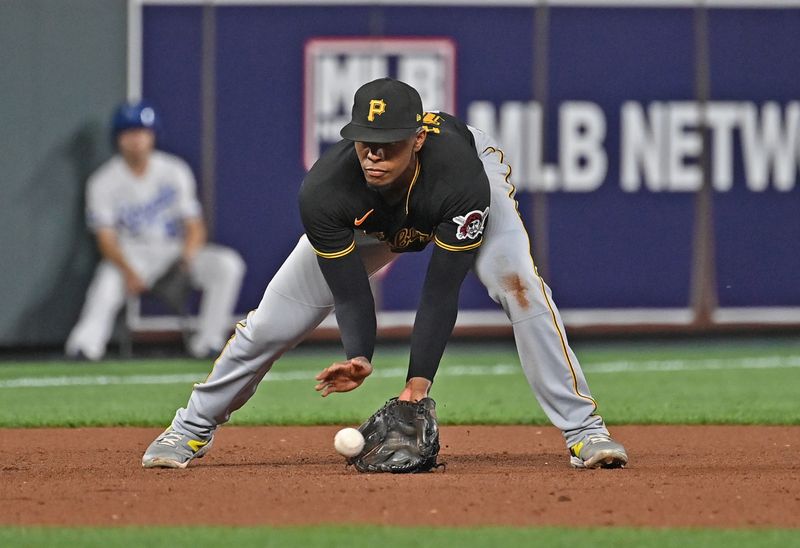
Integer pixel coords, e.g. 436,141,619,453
397,377,432,402
124,271,147,295
315,356,373,397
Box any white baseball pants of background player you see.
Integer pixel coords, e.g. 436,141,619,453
171,128,609,448
66,242,245,361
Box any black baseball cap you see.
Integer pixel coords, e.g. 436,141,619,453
340,78,424,143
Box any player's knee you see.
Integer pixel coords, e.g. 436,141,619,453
484,271,541,315
215,248,246,280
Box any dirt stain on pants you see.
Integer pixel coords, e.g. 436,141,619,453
502,274,530,310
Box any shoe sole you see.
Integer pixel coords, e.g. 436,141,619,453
142,437,214,469
570,449,628,469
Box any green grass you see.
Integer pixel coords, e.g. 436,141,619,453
1,526,798,548
0,338,799,427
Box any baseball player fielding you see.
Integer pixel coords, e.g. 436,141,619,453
141,78,628,472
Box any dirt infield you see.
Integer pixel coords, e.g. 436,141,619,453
1,425,798,528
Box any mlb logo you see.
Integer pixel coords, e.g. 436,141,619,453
303,37,457,169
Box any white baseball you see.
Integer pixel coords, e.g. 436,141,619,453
334,427,365,457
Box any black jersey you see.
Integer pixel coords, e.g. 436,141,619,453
299,112,491,258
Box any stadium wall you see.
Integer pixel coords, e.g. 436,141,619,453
133,0,800,336
1,1,798,346
0,0,126,346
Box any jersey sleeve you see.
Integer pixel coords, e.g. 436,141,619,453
173,159,203,220
298,180,356,259
85,172,116,231
433,164,491,253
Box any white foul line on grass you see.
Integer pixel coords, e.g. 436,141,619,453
582,355,800,373
1,356,799,388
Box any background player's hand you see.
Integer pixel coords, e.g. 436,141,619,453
178,255,193,273
124,270,147,295
315,356,373,397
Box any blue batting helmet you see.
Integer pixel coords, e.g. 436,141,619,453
111,100,161,141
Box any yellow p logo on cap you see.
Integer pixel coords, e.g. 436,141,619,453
367,99,386,122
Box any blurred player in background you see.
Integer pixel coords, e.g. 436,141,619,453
65,100,246,361
142,79,628,471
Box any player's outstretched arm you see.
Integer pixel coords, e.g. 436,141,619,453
317,251,376,357
314,251,377,395
406,246,476,388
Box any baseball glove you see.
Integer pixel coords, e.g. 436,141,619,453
349,397,441,473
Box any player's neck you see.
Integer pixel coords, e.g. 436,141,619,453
377,153,418,206
123,155,150,178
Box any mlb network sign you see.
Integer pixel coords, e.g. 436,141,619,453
468,100,800,193
303,37,456,169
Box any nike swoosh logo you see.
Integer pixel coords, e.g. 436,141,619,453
354,209,375,227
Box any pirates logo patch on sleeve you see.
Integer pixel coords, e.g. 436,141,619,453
453,207,489,240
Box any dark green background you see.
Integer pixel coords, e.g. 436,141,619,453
0,0,126,345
